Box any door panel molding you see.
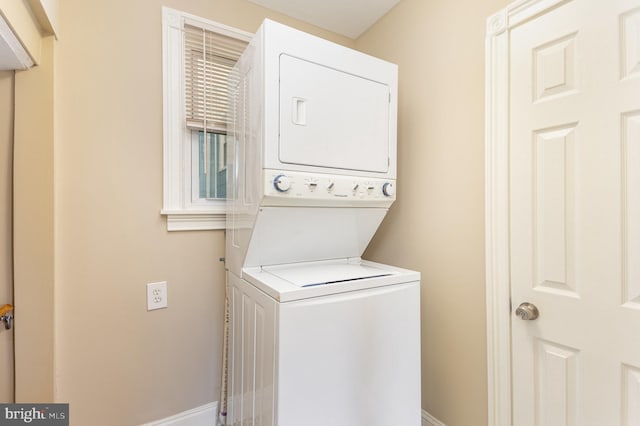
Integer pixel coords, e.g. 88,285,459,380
484,1,568,425
622,110,640,307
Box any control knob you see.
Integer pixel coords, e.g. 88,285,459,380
273,174,292,192
382,182,395,197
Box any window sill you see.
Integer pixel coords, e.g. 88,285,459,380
161,210,226,231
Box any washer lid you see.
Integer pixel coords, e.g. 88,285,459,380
263,261,392,287
241,258,420,302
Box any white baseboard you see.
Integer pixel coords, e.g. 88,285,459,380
422,409,446,426
143,402,440,426
142,402,217,426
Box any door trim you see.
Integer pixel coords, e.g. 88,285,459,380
484,1,567,425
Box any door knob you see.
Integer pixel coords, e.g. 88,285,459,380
515,302,539,320
0,304,13,330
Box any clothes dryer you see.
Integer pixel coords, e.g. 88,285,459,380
225,19,421,426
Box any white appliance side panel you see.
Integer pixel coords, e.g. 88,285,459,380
279,54,390,173
227,273,277,426
276,281,422,426
243,207,388,268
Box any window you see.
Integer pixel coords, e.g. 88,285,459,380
161,7,251,231
192,131,227,200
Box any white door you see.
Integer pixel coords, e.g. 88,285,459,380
509,0,640,424
278,54,390,173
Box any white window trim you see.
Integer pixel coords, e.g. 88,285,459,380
161,7,252,231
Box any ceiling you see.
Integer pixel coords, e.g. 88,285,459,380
248,0,402,39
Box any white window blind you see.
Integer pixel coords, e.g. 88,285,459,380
184,23,248,133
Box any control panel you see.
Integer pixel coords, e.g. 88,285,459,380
263,170,396,207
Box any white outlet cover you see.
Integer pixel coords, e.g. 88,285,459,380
147,281,168,310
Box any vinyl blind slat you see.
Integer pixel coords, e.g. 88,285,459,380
184,23,248,132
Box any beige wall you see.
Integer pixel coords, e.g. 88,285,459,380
13,36,55,402
9,0,517,423
51,1,351,424
0,71,14,402
357,0,509,424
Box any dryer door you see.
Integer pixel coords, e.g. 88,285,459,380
279,54,390,173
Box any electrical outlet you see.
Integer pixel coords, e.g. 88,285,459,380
147,281,168,311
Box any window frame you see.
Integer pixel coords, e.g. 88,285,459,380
161,7,252,231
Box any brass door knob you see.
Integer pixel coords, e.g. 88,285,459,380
515,302,539,320
0,304,13,330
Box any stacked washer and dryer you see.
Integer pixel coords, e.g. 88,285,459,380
225,19,421,426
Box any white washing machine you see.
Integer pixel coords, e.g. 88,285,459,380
225,20,421,426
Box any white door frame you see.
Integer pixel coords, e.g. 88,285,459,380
484,0,568,425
